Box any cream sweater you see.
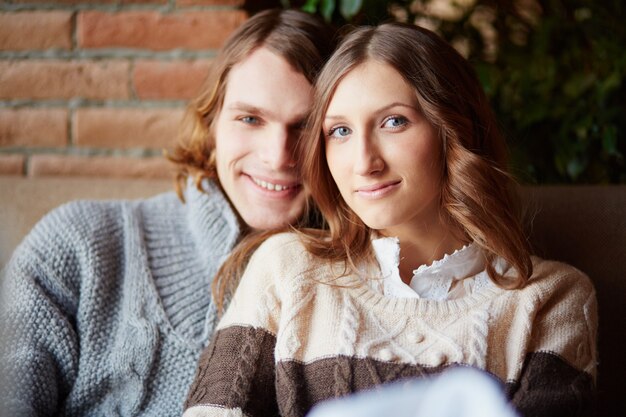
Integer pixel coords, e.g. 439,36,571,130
184,233,597,417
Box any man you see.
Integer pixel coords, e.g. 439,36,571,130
0,9,335,416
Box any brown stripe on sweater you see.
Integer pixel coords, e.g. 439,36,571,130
276,355,452,416
506,351,595,417
276,353,594,417
185,325,279,417
187,327,595,417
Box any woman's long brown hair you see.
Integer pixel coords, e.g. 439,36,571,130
300,23,532,290
214,22,533,313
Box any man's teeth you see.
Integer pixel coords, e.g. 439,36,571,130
253,178,292,192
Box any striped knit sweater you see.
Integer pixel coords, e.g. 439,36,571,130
0,179,241,417
184,233,597,417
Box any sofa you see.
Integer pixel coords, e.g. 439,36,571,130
1,177,624,416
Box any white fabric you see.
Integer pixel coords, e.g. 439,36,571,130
371,237,500,300
307,367,519,417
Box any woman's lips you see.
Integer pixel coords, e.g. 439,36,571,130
355,180,401,198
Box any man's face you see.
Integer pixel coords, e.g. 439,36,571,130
214,47,312,230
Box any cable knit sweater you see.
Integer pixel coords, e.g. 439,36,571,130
184,233,598,417
0,179,241,417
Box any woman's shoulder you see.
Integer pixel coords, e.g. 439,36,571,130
250,232,314,271
519,256,596,315
518,257,598,381
528,256,594,294
253,231,313,259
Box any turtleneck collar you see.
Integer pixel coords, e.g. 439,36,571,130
184,178,242,267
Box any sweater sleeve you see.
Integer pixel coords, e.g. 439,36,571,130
510,263,598,417
183,234,294,417
0,204,85,417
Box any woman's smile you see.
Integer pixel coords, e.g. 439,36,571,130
355,180,402,199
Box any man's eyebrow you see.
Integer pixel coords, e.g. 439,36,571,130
226,101,309,126
225,102,271,117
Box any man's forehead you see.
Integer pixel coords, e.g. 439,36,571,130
222,48,313,123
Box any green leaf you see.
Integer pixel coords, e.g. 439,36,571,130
599,71,621,97
566,157,587,180
602,125,620,156
339,0,363,20
563,73,596,98
302,0,320,14
320,0,336,22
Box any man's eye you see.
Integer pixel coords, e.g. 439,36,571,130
240,116,259,125
383,116,408,129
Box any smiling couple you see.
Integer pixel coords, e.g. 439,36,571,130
1,8,596,417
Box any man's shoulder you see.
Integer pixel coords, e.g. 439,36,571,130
43,191,179,233
10,191,178,260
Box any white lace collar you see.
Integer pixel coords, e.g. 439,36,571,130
371,236,497,300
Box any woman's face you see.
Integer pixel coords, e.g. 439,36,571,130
324,60,444,238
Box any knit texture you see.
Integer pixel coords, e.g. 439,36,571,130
184,233,598,417
0,179,241,417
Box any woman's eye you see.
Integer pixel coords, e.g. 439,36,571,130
383,116,408,129
327,126,352,139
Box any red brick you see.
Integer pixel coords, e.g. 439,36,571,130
11,0,165,4
0,154,25,176
12,0,117,4
0,12,72,51
176,0,244,5
74,107,184,150
29,154,174,179
78,10,247,50
121,0,168,4
133,60,212,99
0,109,68,148
0,60,130,100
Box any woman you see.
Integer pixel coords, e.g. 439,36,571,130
0,9,335,416
184,23,597,417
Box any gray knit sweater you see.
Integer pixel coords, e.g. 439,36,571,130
0,179,241,417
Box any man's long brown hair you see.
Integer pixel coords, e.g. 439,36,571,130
168,9,336,199
165,9,336,312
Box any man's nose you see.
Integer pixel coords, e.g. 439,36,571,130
259,126,296,171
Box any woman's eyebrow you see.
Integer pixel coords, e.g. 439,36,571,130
324,102,418,120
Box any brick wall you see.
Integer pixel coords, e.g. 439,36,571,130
0,0,246,178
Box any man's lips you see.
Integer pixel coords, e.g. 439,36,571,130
247,174,301,192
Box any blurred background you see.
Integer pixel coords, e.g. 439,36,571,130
0,0,624,184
